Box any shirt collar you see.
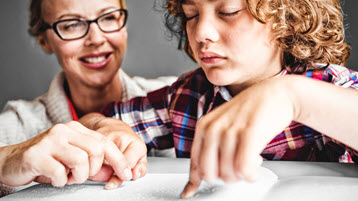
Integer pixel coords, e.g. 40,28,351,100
213,69,288,101
207,69,288,113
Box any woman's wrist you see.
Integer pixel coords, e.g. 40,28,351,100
0,145,16,185
0,146,9,183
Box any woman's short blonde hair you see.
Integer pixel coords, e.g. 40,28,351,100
164,0,350,73
29,0,126,37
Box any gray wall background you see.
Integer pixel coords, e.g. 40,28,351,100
0,0,357,109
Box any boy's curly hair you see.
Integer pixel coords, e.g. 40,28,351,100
163,0,351,74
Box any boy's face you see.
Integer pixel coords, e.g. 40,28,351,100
183,0,283,94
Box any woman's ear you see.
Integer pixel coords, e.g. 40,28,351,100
37,34,53,54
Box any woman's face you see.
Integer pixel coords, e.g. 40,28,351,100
183,0,282,93
39,0,127,88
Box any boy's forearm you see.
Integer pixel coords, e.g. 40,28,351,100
286,75,358,150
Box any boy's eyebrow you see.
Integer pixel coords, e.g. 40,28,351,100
183,0,221,5
182,0,194,5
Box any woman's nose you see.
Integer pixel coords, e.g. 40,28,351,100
84,23,106,46
195,15,219,44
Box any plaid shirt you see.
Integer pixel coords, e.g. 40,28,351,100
103,64,358,161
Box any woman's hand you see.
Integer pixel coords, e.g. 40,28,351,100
79,113,147,189
0,121,133,187
181,76,296,198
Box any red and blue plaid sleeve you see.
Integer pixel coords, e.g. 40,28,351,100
102,68,209,156
103,86,175,150
307,64,358,162
320,64,358,89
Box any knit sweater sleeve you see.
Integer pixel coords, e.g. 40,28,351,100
0,99,52,147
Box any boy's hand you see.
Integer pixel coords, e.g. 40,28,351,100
79,113,147,189
181,77,295,198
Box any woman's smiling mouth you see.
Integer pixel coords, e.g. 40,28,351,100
80,52,112,69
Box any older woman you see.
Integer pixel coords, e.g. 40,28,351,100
0,0,176,194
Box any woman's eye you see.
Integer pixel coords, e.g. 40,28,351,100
219,10,240,17
103,15,116,21
62,22,81,30
66,23,79,29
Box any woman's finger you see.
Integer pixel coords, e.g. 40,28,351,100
33,156,68,187
64,122,106,177
51,144,90,185
131,156,147,180
102,138,133,182
105,175,124,190
65,121,134,182
121,139,147,169
35,167,70,184
88,164,114,182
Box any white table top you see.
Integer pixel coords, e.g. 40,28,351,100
2,157,358,201
148,157,358,176
148,157,358,201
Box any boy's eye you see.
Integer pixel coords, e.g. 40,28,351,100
184,14,199,21
219,10,240,17
182,5,198,21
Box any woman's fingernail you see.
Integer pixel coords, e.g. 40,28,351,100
134,171,141,180
105,182,115,190
124,168,132,180
235,172,244,180
137,171,141,179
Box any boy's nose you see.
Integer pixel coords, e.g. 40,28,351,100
195,15,219,43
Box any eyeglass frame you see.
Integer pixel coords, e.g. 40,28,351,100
42,8,128,41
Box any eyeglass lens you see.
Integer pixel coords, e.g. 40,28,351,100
56,10,126,40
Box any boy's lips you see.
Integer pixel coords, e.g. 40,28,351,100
198,51,227,65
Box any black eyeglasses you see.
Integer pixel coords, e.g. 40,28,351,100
43,9,128,41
